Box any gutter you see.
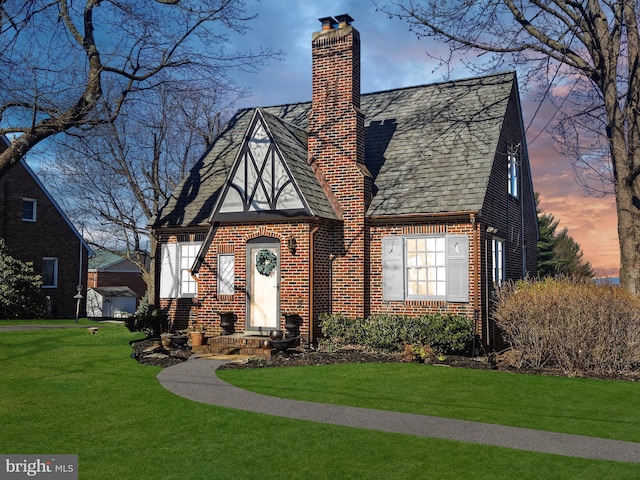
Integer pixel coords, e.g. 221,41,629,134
367,210,480,224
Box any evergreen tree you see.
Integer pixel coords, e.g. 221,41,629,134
536,194,594,279
0,239,46,319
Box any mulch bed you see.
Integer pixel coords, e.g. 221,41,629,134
130,339,192,368
130,338,640,381
130,338,490,371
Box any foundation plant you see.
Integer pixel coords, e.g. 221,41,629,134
319,313,474,356
494,277,640,375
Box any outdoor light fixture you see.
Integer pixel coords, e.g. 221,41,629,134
287,236,298,255
486,226,498,234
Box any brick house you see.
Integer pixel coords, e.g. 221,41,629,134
0,138,93,318
151,14,538,351
86,249,148,318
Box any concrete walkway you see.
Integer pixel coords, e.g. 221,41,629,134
157,357,640,464
0,324,94,332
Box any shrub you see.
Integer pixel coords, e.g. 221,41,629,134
0,239,45,319
320,313,474,355
124,294,168,338
494,277,640,374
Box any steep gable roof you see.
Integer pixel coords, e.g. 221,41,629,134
153,72,518,228
265,72,517,217
210,109,338,222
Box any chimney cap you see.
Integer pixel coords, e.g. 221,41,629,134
319,16,337,30
335,14,354,26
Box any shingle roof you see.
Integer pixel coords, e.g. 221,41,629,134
259,110,338,220
153,72,516,227
88,249,124,270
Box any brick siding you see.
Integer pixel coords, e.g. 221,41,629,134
0,162,89,318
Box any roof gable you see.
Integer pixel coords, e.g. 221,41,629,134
17,159,94,256
211,108,336,221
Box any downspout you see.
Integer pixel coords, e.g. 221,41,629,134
309,226,320,345
471,214,480,355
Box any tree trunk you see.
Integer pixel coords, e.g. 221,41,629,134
146,234,158,305
613,137,640,295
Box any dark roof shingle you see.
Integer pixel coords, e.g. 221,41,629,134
153,72,516,227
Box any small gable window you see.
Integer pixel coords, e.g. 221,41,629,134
42,257,58,288
508,154,519,198
382,234,469,302
22,198,37,222
217,253,235,296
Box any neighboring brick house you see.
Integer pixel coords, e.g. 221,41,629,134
86,249,147,318
151,14,538,350
0,138,93,318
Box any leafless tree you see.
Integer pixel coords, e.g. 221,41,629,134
40,85,230,297
379,0,640,294
0,0,278,173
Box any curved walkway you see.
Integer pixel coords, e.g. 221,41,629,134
157,357,640,464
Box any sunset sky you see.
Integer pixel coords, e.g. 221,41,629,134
226,1,620,277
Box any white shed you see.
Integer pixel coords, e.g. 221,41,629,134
87,286,138,318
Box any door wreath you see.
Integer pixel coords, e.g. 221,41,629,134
256,249,277,276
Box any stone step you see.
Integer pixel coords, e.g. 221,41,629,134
192,343,272,358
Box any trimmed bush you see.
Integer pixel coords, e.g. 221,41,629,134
494,277,640,374
124,294,168,339
320,313,474,355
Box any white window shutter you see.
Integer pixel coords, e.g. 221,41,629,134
160,243,178,298
446,234,469,303
382,236,404,301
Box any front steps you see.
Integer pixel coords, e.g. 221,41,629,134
192,333,272,358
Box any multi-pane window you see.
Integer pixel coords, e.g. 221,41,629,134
492,238,505,285
22,199,36,222
217,254,235,295
382,234,469,302
406,236,446,298
42,257,58,288
508,154,519,198
179,243,199,296
159,242,202,298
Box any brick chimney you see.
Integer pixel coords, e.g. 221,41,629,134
309,14,369,318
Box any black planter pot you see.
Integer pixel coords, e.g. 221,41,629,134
271,337,295,357
219,312,237,335
284,314,302,338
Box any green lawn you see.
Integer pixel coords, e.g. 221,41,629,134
218,360,640,442
1,325,639,479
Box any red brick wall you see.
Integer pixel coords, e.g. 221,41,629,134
0,162,88,318
309,21,368,318
158,222,322,338
368,221,478,318
88,271,147,298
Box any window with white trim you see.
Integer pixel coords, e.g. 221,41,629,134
42,257,58,288
492,238,505,285
406,236,446,297
508,154,519,198
382,234,469,302
217,253,235,296
179,243,199,296
22,198,37,222
159,242,202,298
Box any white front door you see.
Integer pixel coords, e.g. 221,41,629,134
247,241,280,333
